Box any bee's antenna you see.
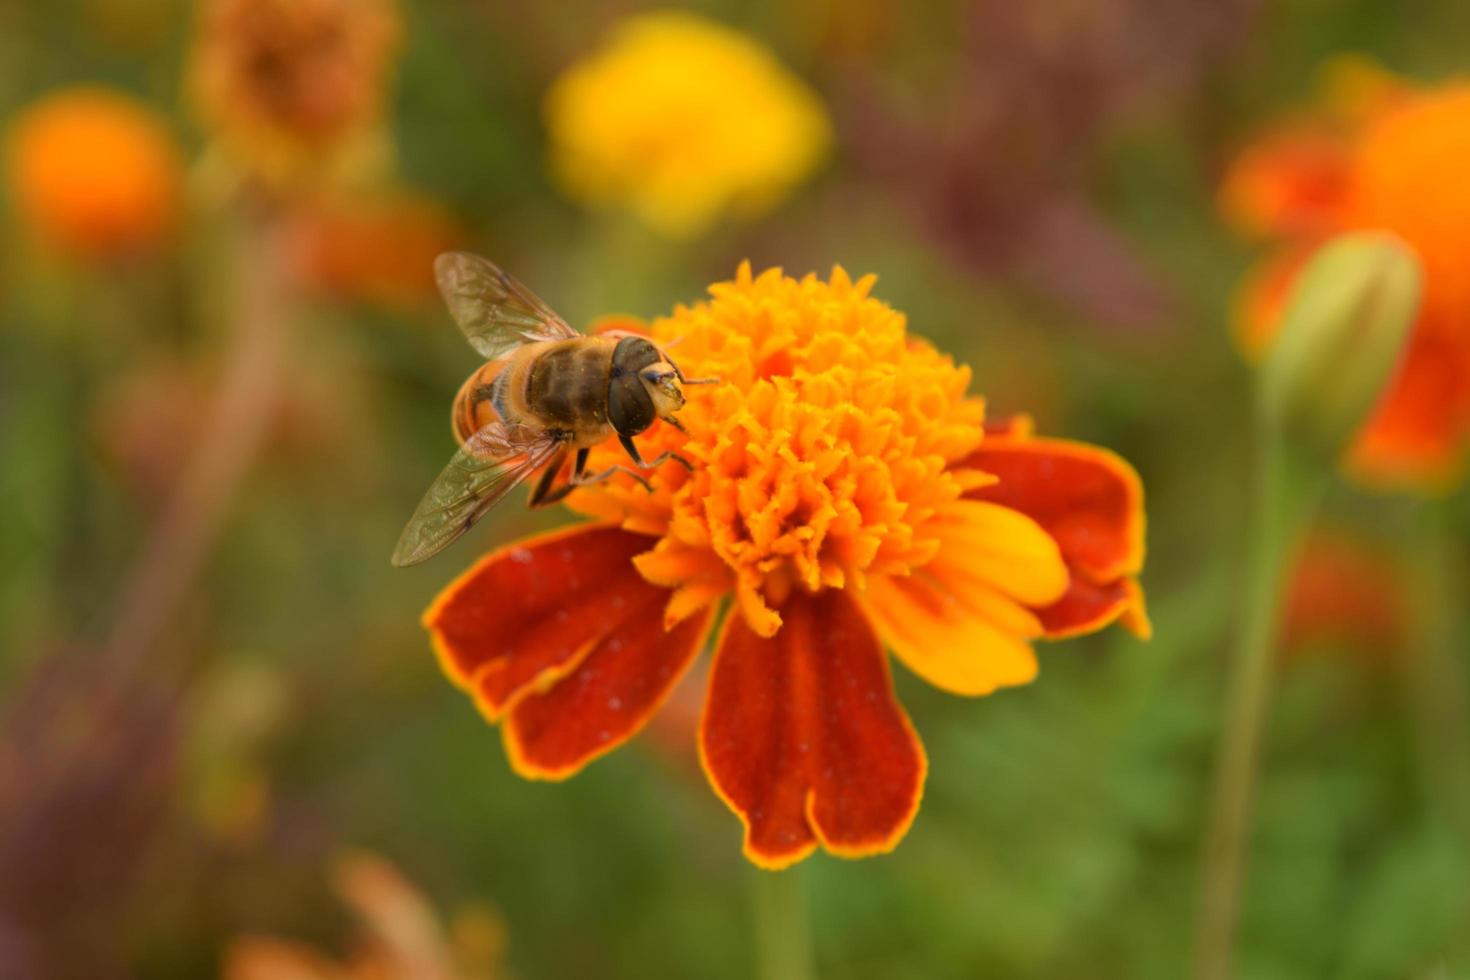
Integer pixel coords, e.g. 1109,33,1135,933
666,354,718,386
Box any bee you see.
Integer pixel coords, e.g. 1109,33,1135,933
391,252,714,567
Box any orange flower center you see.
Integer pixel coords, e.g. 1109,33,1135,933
569,265,989,637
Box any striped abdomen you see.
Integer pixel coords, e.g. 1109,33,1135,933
450,337,619,446
451,359,509,445
522,339,615,432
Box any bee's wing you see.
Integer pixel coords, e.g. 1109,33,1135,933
434,252,579,360
391,422,564,567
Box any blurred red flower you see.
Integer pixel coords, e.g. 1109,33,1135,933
1280,529,1406,659
292,190,464,309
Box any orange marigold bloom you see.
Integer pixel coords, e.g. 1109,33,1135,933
424,265,1148,867
4,87,181,259
1221,65,1470,489
189,0,400,191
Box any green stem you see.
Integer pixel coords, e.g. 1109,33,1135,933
1401,504,1470,841
1192,426,1324,980
752,866,816,980
100,202,289,677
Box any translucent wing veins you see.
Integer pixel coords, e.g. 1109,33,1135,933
391,423,563,566
434,251,578,360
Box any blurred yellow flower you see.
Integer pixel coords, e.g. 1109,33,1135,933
544,11,832,238
4,86,181,259
188,0,400,193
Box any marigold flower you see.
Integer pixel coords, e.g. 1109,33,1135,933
543,11,831,238
1221,65,1470,489
4,86,181,259
423,264,1148,868
189,0,400,192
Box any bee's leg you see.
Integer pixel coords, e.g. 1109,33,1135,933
535,448,656,503
644,451,695,471
617,432,646,466
574,463,652,494
536,450,654,504
527,448,570,508
618,433,695,474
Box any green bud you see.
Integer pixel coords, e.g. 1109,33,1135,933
1258,231,1422,461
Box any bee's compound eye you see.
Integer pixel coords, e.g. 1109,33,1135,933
610,374,657,436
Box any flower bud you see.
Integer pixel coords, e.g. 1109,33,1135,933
1258,232,1421,460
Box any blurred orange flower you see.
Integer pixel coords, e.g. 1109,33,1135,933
223,851,504,980
544,11,831,238
4,86,181,259
189,0,400,192
423,265,1148,868
1221,61,1470,490
293,190,463,309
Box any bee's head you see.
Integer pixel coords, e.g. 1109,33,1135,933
610,336,715,436
640,362,686,416
609,337,667,436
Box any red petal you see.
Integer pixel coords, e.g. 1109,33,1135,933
504,601,714,780
1347,327,1470,490
964,436,1144,583
1036,576,1150,640
699,590,926,869
424,524,659,719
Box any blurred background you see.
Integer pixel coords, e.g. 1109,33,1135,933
2,0,1469,977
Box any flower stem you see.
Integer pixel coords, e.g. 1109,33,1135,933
1401,503,1470,840
23,201,293,836
100,202,290,677
752,866,816,980
1192,426,1324,980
